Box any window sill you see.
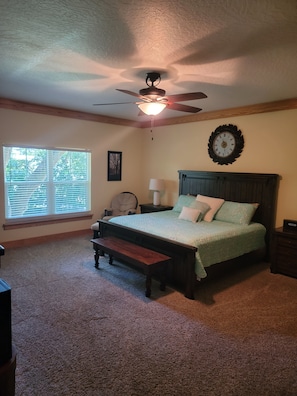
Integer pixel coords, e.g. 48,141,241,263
3,213,93,230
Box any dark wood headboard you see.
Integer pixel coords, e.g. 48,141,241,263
178,170,279,252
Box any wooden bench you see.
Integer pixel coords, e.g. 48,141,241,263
91,237,171,297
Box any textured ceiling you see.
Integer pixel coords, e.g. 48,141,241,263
1,0,297,122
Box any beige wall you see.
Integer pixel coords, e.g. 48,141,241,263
0,109,143,243
141,109,297,227
0,107,296,243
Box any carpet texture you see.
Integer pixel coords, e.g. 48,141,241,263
0,235,296,396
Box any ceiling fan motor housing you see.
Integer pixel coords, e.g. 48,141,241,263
139,86,166,98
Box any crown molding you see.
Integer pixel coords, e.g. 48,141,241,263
139,98,297,128
1,97,297,128
0,98,142,127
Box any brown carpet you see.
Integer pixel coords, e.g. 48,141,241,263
0,235,296,396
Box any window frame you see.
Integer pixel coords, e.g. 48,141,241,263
3,145,92,228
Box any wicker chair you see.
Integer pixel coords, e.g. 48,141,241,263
91,192,138,238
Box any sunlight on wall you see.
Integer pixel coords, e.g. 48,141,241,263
0,109,142,242
141,109,297,227
0,107,296,243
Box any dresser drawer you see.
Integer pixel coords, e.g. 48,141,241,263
274,256,297,277
276,235,297,249
272,228,297,278
275,249,297,264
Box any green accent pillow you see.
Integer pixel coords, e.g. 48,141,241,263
214,201,257,225
172,195,197,212
189,200,211,221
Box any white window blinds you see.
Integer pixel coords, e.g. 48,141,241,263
3,146,91,219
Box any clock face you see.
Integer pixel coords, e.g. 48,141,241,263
213,132,235,158
208,124,244,165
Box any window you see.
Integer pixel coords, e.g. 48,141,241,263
3,146,91,221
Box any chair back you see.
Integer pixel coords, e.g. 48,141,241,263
110,192,138,216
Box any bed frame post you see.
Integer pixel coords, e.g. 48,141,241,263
184,252,197,300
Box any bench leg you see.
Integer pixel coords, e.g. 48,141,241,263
145,275,152,298
94,248,100,269
145,265,167,297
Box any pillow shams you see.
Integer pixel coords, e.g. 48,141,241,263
196,195,225,222
215,201,257,225
178,206,201,223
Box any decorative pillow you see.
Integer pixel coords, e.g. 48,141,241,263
196,195,225,222
188,200,211,221
178,206,201,223
172,195,196,212
214,201,258,225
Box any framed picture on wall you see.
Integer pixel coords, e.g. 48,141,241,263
108,151,122,181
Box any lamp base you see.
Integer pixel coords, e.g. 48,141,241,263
153,191,161,206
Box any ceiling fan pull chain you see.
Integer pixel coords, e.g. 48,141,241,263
150,117,155,140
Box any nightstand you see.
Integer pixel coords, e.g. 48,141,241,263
271,227,297,278
140,203,173,214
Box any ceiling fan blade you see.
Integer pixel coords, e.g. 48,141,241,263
116,89,143,99
166,92,207,102
116,89,153,103
167,102,202,113
93,101,136,106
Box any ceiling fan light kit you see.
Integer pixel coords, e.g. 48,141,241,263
138,101,167,115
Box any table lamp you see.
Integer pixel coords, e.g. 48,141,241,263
149,178,165,206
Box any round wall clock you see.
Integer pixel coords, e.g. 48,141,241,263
208,124,244,165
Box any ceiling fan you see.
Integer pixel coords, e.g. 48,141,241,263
93,72,207,116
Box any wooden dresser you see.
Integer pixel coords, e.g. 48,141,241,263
271,227,297,278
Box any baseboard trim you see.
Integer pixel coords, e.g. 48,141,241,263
2,229,91,249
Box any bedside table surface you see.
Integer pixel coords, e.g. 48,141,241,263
275,227,297,238
140,203,173,214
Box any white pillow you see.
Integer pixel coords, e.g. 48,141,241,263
178,206,201,223
196,194,225,222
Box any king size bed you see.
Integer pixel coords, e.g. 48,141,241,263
98,170,279,299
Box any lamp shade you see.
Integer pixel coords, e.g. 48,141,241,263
138,102,166,116
149,178,165,191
